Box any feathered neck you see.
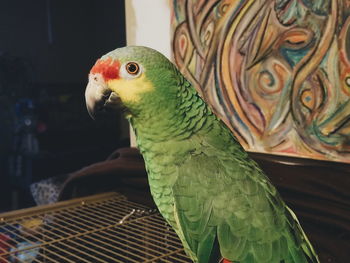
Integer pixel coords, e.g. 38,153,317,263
129,73,212,145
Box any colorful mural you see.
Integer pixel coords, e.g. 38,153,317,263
171,0,350,163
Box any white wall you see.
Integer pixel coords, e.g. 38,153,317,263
125,0,171,57
125,0,172,146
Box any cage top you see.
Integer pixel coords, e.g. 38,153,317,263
0,192,191,263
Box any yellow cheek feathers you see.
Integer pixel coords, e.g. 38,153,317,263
108,75,154,103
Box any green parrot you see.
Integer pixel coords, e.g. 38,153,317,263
85,46,319,263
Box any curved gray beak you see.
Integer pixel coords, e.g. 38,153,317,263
85,73,122,119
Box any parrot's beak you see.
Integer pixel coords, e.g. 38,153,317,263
85,73,122,119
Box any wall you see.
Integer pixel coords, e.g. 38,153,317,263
125,0,171,58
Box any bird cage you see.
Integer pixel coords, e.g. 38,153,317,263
0,192,191,263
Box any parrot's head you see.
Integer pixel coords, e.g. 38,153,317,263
85,46,179,120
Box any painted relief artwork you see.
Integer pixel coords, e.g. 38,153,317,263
171,0,350,163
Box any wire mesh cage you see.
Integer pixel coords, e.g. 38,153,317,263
0,192,192,263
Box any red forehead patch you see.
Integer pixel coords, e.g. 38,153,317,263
90,57,120,81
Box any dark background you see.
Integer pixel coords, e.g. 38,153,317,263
0,0,128,212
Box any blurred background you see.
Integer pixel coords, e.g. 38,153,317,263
0,0,129,212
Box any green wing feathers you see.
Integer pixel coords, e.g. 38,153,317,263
170,116,319,262
284,207,319,263
173,151,319,262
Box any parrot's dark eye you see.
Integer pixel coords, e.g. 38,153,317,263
121,61,142,79
126,62,140,75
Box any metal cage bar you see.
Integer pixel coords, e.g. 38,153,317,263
0,192,192,263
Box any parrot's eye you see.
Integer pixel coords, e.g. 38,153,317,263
126,62,140,75
120,62,142,79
